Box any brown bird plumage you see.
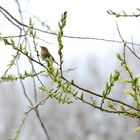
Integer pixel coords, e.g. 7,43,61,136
40,46,59,65
40,46,54,60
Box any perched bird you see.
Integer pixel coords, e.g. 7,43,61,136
40,46,59,65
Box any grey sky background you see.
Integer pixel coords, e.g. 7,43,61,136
0,0,140,140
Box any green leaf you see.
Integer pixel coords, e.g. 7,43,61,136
92,100,97,107
121,79,130,83
116,53,122,61
134,127,140,132
119,104,125,111
108,101,116,110
123,90,135,97
80,93,84,100
73,91,78,97
3,38,11,45
39,85,47,91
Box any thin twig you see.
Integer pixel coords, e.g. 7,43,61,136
5,41,138,112
13,1,50,139
1,5,140,47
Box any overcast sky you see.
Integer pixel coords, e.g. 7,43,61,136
0,0,140,74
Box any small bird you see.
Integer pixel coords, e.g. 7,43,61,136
40,46,59,65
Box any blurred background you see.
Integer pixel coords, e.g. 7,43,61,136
0,0,140,139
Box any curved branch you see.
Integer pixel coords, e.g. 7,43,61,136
7,43,138,112
0,5,140,47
